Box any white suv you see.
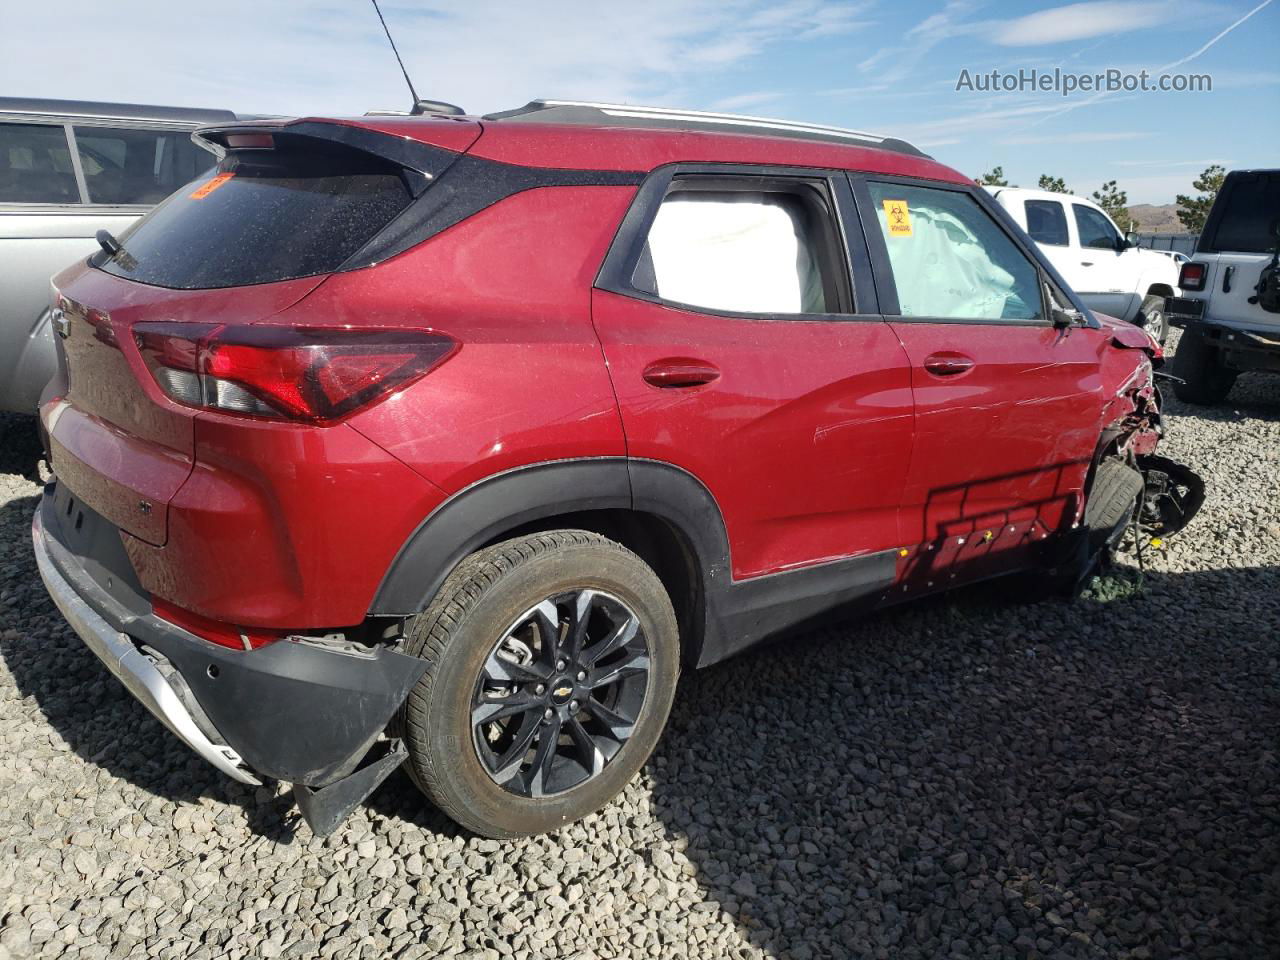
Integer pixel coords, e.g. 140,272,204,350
1166,169,1280,404
987,186,1179,341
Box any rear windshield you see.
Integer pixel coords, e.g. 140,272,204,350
99,143,415,288
1202,172,1280,254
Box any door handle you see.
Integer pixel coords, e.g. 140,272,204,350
642,358,721,388
923,352,975,377
1080,261,1094,267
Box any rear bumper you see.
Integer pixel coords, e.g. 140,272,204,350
33,505,261,783
1194,322,1280,373
31,485,428,788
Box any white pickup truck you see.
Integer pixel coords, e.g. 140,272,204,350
986,186,1179,341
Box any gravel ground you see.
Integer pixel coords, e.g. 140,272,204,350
1,340,1277,960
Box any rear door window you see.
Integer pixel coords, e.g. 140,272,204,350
631,176,848,315
1073,203,1120,250
1203,172,1280,253
99,142,416,289
1024,199,1068,246
73,126,216,205
866,181,1044,321
0,122,80,203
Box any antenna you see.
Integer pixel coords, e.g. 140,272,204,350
368,0,465,116
370,0,421,111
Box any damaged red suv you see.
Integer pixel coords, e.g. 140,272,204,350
32,100,1202,838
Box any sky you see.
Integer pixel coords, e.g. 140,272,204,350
2,0,1275,204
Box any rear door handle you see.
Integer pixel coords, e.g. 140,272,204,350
923,352,975,377
642,358,720,388
1080,261,1094,267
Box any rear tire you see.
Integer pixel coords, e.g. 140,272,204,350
1137,294,1169,344
1172,327,1236,404
399,530,679,838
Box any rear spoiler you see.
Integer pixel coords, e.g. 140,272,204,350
193,120,458,186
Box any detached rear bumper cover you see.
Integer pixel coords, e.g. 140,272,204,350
31,488,428,788
34,509,261,784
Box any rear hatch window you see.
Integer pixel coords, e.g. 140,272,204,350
98,130,429,289
1201,172,1280,254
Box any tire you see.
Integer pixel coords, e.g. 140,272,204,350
399,530,680,838
1136,294,1169,344
1083,457,1144,553
1171,327,1237,404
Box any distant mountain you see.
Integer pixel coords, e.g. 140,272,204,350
1129,203,1187,234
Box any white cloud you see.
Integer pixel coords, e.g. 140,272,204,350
992,1,1169,46
1001,130,1151,144
0,0,873,118
857,0,987,81
710,91,785,110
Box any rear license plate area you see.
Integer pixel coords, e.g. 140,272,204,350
1166,297,1204,324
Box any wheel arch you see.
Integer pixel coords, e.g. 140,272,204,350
369,458,730,667
1144,282,1175,299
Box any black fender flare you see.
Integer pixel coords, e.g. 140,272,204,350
369,458,731,624
369,457,897,669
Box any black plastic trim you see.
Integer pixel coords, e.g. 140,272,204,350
370,459,633,616
195,121,460,177
371,458,898,668
342,154,643,269
38,489,428,787
293,739,409,836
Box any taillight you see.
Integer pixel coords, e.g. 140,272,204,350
152,598,288,650
133,324,456,424
1179,262,1207,291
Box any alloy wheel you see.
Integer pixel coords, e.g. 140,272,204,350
470,590,651,797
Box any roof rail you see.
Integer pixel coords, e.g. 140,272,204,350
482,99,926,158
0,97,236,124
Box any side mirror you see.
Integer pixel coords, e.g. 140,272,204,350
1124,231,1140,248
1046,280,1085,329
1052,305,1084,329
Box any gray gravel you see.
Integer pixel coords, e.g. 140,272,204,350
1,338,1278,960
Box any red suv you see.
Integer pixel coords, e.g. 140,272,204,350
32,101,1202,838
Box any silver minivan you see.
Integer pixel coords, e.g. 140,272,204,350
0,98,234,414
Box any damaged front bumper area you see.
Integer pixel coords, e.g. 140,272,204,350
31,485,427,833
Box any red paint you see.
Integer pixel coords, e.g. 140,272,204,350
303,186,635,494
39,114,1166,633
889,322,1106,555
592,290,916,577
122,416,445,627
48,267,324,544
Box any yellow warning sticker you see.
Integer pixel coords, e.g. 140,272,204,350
190,172,234,200
882,199,913,237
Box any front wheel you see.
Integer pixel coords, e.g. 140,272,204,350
1136,294,1170,344
399,530,680,838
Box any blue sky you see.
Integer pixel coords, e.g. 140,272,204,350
3,0,1275,203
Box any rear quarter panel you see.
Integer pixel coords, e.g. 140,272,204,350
296,184,638,492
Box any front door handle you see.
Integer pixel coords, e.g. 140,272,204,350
642,358,721,388
1080,261,1095,267
923,352,975,377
